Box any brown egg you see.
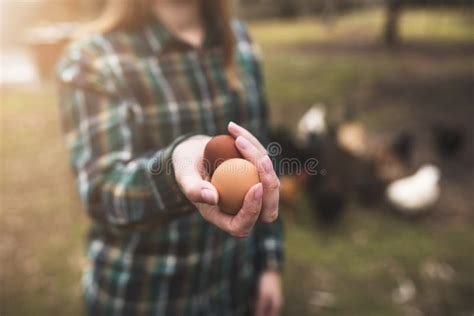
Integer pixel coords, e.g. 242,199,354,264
211,158,260,215
204,135,242,175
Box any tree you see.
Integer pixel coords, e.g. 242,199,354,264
384,0,403,46
277,0,299,18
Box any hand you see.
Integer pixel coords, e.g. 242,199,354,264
228,122,280,223
255,271,283,316
172,135,264,238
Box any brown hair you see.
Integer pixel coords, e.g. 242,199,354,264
86,0,240,90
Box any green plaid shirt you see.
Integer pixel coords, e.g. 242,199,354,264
57,17,283,316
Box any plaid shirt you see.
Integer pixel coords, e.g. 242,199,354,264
57,17,283,316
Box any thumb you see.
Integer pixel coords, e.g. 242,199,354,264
179,174,218,205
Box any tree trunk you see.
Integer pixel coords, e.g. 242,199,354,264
384,0,402,46
278,0,298,18
322,0,336,26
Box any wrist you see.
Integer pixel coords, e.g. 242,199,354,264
173,134,210,159
174,134,210,153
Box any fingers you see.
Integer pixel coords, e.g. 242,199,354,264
198,183,263,238
229,183,263,237
268,299,281,316
235,136,280,223
255,293,280,316
198,203,234,231
228,121,267,155
256,155,280,223
235,135,265,164
255,273,283,316
255,295,267,316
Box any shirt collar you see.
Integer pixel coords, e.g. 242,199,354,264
145,15,221,55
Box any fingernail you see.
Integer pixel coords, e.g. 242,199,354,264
229,121,243,133
236,136,250,150
201,189,216,205
254,183,263,200
263,156,274,173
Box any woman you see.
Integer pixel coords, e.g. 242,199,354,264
57,0,283,315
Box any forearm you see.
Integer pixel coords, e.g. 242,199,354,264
78,133,200,231
58,82,199,231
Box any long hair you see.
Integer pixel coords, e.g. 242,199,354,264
85,0,240,90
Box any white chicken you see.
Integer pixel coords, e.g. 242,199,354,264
297,103,327,144
386,164,441,215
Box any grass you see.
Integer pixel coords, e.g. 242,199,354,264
1,7,474,316
283,205,474,315
1,88,87,316
250,8,474,47
250,7,474,129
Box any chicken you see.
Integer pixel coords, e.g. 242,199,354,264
432,125,465,160
386,164,441,215
297,104,327,145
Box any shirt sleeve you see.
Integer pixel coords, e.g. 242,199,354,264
57,42,195,232
254,218,284,272
235,20,285,272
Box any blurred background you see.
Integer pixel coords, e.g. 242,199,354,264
1,0,473,315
